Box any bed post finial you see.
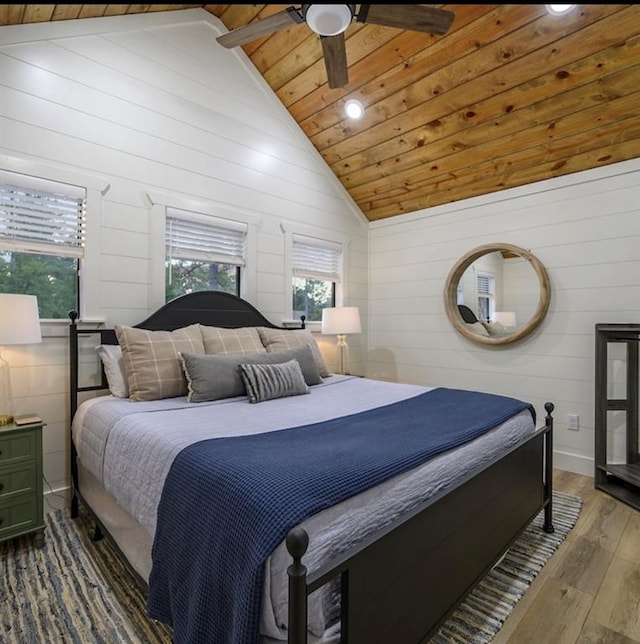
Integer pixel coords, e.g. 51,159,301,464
286,527,309,644
69,310,78,325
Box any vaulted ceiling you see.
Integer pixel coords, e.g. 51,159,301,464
2,4,640,221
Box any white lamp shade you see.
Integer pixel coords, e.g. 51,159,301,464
321,307,362,335
492,311,517,327
0,294,42,344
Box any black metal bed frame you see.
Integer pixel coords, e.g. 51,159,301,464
68,291,554,644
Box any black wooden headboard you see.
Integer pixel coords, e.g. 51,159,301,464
457,304,479,324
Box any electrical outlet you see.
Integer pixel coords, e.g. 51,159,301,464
567,414,579,431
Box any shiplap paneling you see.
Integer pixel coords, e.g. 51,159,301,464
0,9,367,503
4,6,637,499
369,157,640,476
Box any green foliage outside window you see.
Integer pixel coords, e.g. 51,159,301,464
165,259,239,301
292,277,334,322
0,251,78,319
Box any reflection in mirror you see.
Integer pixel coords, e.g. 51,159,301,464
458,251,539,333
444,243,550,346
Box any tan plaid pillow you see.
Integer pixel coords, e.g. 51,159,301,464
115,324,204,401
200,325,266,355
257,327,329,378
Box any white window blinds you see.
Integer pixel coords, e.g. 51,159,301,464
292,235,342,282
166,209,247,266
477,274,493,295
0,171,86,258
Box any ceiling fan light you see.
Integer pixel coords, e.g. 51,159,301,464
305,5,353,36
345,99,364,119
545,4,576,15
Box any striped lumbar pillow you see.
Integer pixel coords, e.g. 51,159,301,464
239,359,309,403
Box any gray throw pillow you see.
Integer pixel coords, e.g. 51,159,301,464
239,359,309,404
257,327,330,377
181,344,321,403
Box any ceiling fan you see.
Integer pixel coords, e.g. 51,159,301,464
216,4,455,89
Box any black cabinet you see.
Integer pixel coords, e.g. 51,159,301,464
594,323,640,510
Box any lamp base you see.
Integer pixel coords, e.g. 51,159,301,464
336,334,351,375
0,353,15,425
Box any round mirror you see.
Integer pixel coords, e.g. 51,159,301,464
444,243,550,346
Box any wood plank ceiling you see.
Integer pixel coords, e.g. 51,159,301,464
2,4,640,221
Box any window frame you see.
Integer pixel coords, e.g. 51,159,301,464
476,272,496,323
0,157,107,322
282,224,347,328
147,192,258,312
165,208,247,300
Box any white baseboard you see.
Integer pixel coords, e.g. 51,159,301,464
44,486,71,514
554,450,594,478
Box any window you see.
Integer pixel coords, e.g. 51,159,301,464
0,171,85,319
292,235,341,322
165,208,247,301
476,273,495,323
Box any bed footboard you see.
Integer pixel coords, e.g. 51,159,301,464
287,403,555,644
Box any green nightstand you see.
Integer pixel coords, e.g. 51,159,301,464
0,418,45,547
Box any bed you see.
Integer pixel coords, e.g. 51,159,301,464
68,291,555,644
457,305,511,339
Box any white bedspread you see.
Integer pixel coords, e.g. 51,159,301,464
72,376,535,642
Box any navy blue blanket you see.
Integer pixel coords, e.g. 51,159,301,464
147,387,534,644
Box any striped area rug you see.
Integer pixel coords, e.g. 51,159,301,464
0,492,581,644
430,491,582,643
0,508,171,644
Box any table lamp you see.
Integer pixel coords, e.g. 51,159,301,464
321,306,361,375
0,294,42,425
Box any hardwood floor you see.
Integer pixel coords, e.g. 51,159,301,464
492,469,640,644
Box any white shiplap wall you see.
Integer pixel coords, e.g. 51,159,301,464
2,7,638,507
369,158,640,476
0,9,368,509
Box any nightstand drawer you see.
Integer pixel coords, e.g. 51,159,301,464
0,462,38,500
0,494,42,540
0,421,44,546
0,431,38,465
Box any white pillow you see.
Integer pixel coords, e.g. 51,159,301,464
467,321,490,337
96,344,129,398
482,322,509,337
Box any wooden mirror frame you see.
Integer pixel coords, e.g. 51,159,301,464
444,243,551,346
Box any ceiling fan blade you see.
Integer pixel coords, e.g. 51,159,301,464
217,7,304,49
321,34,349,89
357,5,455,35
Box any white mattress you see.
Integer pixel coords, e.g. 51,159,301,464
72,375,535,642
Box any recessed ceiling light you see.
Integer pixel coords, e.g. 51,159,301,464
345,99,364,119
545,4,577,16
